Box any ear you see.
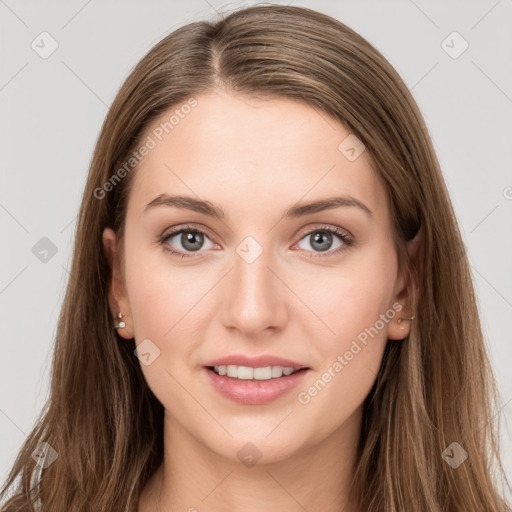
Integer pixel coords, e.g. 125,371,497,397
102,227,134,339
387,226,421,340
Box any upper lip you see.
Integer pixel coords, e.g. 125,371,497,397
203,354,309,370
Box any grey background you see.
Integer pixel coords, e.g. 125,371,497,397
1,0,511,494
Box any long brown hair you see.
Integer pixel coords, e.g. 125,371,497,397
2,5,510,511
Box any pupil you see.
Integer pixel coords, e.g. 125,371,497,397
311,231,331,252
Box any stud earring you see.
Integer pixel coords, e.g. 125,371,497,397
114,312,126,329
397,315,414,324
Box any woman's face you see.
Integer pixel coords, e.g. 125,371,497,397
103,89,415,464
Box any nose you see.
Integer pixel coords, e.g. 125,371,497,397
220,241,288,337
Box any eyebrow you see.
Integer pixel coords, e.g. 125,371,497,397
144,193,373,219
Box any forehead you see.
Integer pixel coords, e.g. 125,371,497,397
127,90,386,222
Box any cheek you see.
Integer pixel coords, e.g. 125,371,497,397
294,255,396,410
298,261,396,350
294,274,392,437
124,241,206,340
123,243,215,392
123,246,205,413
301,275,390,397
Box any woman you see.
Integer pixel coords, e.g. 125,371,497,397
1,4,510,511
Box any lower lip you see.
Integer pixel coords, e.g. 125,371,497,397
204,367,309,405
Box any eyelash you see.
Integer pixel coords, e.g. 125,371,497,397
158,223,353,259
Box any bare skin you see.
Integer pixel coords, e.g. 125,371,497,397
102,89,420,512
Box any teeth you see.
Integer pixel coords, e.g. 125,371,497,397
253,367,271,379
212,364,301,380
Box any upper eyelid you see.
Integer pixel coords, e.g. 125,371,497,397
295,224,352,240
161,223,217,244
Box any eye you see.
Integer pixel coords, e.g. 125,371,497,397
158,224,353,259
294,226,353,257
159,225,216,258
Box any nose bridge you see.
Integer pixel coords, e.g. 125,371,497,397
221,234,285,333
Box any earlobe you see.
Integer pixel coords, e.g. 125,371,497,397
388,305,414,340
102,227,134,339
388,299,415,341
388,226,421,341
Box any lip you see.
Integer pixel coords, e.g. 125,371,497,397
203,366,310,405
203,354,309,370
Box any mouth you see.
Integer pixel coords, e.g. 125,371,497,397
203,364,311,405
205,365,309,381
